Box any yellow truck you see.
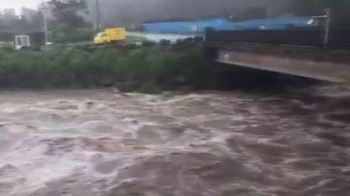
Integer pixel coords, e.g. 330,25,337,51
94,28,126,45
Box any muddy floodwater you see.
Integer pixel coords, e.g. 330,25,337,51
0,86,350,196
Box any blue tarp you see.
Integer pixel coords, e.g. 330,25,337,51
143,17,233,34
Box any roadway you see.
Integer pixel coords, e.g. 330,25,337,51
127,32,203,43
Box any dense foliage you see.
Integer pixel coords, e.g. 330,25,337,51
0,46,212,92
0,8,88,32
53,29,95,43
48,0,87,12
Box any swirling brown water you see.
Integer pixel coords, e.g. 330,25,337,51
0,86,349,196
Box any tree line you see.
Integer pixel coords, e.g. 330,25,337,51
0,4,89,33
0,3,91,42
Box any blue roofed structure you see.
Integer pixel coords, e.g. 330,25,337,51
143,16,323,34
143,17,234,34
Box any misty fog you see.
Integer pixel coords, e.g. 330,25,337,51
86,0,288,27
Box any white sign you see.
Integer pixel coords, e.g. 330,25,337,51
190,25,198,32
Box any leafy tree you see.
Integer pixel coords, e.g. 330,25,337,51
48,0,88,28
56,11,87,28
48,0,87,12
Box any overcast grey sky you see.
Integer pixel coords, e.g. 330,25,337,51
0,0,41,13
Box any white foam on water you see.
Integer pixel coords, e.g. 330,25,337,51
0,87,349,196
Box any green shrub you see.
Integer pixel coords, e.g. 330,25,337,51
0,46,213,92
0,31,14,42
54,29,96,43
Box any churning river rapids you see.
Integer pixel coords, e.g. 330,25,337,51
0,84,350,196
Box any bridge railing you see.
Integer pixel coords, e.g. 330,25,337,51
205,29,350,49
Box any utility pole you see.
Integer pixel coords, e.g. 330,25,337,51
95,0,100,31
43,10,48,44
40,1,50,44
324,8,331,46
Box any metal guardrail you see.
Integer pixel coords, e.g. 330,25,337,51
127,32,203,44
205,29,350,49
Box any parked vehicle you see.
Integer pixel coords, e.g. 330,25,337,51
14,32,49,50
14,35,31,50
94,28,126,45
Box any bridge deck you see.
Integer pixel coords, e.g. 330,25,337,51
207,43,350,83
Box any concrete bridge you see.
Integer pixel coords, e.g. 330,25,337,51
205,30,350,83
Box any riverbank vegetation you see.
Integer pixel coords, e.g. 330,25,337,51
0,46,212,92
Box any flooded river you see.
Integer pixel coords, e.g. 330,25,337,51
0,84,350,196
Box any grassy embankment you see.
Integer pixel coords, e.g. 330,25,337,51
0,45,212,92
